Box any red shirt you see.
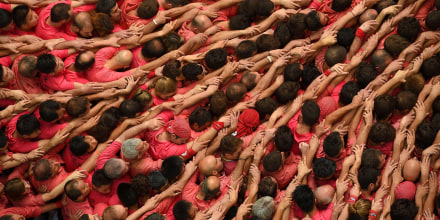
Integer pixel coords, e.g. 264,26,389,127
0,206,42,218
35,1,77,40
131,46,148,68
120,0,157,29
287,112,315,155
129,154,162,176
64,54,89,84
10,55,45,94
63,146,91,172
261,155,300,189
6,112,39,153
86,47,132,82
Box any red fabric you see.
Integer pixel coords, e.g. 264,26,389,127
86,47,132,82
35,1,77,40
236,109,259,137
0,206,42,218
6,112,39,153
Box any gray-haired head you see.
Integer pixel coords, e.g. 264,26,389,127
252,196,275,220
121,138,141,160
104,158,125,179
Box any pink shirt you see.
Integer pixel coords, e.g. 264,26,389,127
120,0,156,29
129,154,162,176
261,156,300,189
64,54,89,84
62,197,95,220
63,146,91,172
10,55,45,94
35,1,77,40
131,46,148,68
0,206,42,218
6,112,39,153
86,47,132,82
287,112,315,155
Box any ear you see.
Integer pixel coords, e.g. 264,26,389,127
368,183,375,192
166,3,172,8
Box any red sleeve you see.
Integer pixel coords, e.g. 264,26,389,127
0,55,12,67
0,3,11,11
96,141,122,169
40,74,75,91
49,49,69,59
0,206,42,217
8,163,29,180
155,110,174,123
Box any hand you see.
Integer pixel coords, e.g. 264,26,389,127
243,25,261,36
13,99,32,112
350,50,366,67
51,129,70,146
240,145,255,159
394,128,406,146
229,111,240,131
359,20,378,34
297,158,312,177
249,163,261,184
162,20,177,34
143,195,161,210
238,59,255,71
330,63,347,74
74,39,95,51
421,154,431,176
145,118,164,130
384,58,404,73
82,82,104,94
428,171,438,192
422,44,440,58
374,185,390,201
383,160,398,177
320,31,337,46
290,46,315,59
219,115,231,127
392,166,403,185
124,75,139,92
378,18,395,34
2,42,25,53
352,1,367,16
274,9,290,19
399,145,415,165
381,4,401,16
383,195,392,214
314,119,330,137
166,50,184,60
402,42,422,57
362,104,373,126
350,183,361,197
333,197,345,215
128,22,145,35
161,100,183,111
209,205,226,220
10,90,30,101
68,209,84,220
26,148,44,160
299,142,310,158
413,101,427,122
203,77,222,86
270,49,287,58
236,200,253,217
279,0,301,9
154,11,171,25
415,180,429,200
279,194,293,210
399,113,415,130
424,209,436,220
68,170,87,180
371,199,383,213
164,183,183,197
352,144,365,161
336,178,350,197
183,53,205,63
406,129,415,148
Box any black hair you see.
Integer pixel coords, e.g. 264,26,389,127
276,81,300,104
288,13,307,39
39,100,61,122
209,91,228,117
255,0,274,17
384,34,410,57
99,107,120,129
313,157,336,178
293,185,315,213
274,21,292,47
144,213,167,220
173,200,193,220
415,121,436,149
117,183,138,207
323,132,344,157
262,151,282,172
337,28,356,48
325,45,347,68
0,130,7,149
33,159,52,181
256,34,280,53
182,63,203,81
163,60,182,80
229,14,252,30
205,48,228,70
368,122,396,144
69,136,90,156
235,40,257,59
390,199,418,220
284,63,302,82
301,100,320,126
36,53,57,74
302,64,321,87
92,169,112,188
50,3,71,22
274,126,294,152
355,62,377,89
240,71,258,91
119,99,142,118
161,156,184,182
305,11,324,31
65,179,83,201
396,90,417,111
96,0,117,15
16,114,40,135
131,174,151,198
421,56,440,80
0,9,12,28
339,81,360,106
374,94,396,121
426,10,440,30
148,171,167,191
370,49,392,73
142,38,166,58
189,107,213,128
226,82,247,102
138,0,159,19
75,51,95,71
361,148,383,169
255,97,278,121
358,167,381,190
258,176,278,198
397,17,421,42
332,0,351,11
12,4,29,28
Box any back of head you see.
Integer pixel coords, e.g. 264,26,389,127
370,49,392,73
189,107,213,128
161,32,183,52
50,3,71,23
421,56,440,80
17,114,40,136
154,77,177,95
132,89,153,110
33,159,53,181
173,200,193,220
205,48,228,70
397,17,421,42
103,206,124,220
284,63,302,82
103,158,124,179
301,100,320,126
426,10,440,30
11,5,28,28
358,167,381,190
374,94,396,121
263,151,282,172
404,74,425,94
220,135,243,155
39,100,61,122
148,170,167,191
255,97,278,121
161,156,184,182
235,40,257,59
396,90,417,112
121,138,141,160
238,0,257,17
240,71,258,91
0,130,7,149
91,12,114,36
390,199,418,220
4,178,25,201
226,82,247,102
415,121,436,149
274,125,294,152
36,53,56,74
256,34,280,53
337,28,356,48
325,45,347,68
96,0,116,15
252,196,275,220
117,183,137,207
301,64,321,86
332,0,351,11
361,148,383,169
92,169,112,189
323,132,344,157
144,213,167,220
274,21,292,47
18,55,37,78
288,13,306,39
258,177,278,198
64,179,82,201
75,51,95,71
229,14,252,30
384,34,410,57
182,63,203,81
255,0,274,17
119,99,142,118
131,174,151,198
339,81,360,106
66,96,89,118
142,38,166,58
138,0,159,19
313,157,336,179
354,62,377,89
163,60,182,80
293,185,315,213
305,11,323,31
368,122,396,144
348,199,372,220
209,91,228,117
116,50,133,67
70,136,90,156
100,107,120,128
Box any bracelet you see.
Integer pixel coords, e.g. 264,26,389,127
267,55,272,63
212,121,225,131
153,19,158,26
348,195,358,204
147,71,156,79
355,28,366,40
369,210,378,220
350,11,356,17
324,69,332,76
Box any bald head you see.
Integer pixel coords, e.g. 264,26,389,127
73,12,93,38
191,14,212,33
314,185,335,205
403,159,420,182
359,9,378,24
199,155,217,176
201,176,221,200
116,50,133,67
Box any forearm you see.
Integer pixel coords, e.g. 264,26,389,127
42,176,72,201
274,104,301,128
1,159,25,170
347,37,362,59
325,103,359,127
210,30,246,43
17,41,46,53
355,124,372,145
207,0,243,11
108,121,131,141
80,151,100,172
141,55,170,71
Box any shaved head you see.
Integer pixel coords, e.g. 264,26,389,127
359,9,378,24
403,159,420,182
116,50,133,67
314,185,335,205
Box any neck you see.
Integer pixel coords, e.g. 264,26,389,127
306,205,318,217
47,17,62,28
196,190,205,200
360,189,373,199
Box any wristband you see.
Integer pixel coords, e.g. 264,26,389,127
56,201,63,208
153,19,158,26
369,210,378,220
212,121,225,131
267,56,272,63
324,69,332,76
348,195,358,204
147,71,156,79
355,28,366,40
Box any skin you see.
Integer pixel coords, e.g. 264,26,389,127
403,159,421,182
314,185,335,206
199,155,224,176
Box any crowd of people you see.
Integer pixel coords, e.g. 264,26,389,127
0,0,439,219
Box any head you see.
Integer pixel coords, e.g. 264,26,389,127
354,62,377,89
325,45,347,68
220,135,243,160
142,38,166,59
288,13,307,39
255,97,278,121
293,185,315,213
148,171,168,193
358,167,381,191
16,114,40,138
4,178,29,201
103,158,130,179
421,56,440,80
182,63,204,81
390,199,418,220
91,12,114,36
368,122,396,145
119,99,142,119
121,138,149,160
263,151,283,172
426,10,440,30
274,22,292,47
274,125,294,152
79,214,102,220
305,11,327,31
348,199,372,220
332,0,351,11
72,12,93,38
190,14,212,33
402,159,420,182
240,71,261,91
209,91,228,117
92,169,112,195
235,40,257,60
64,179,91,202
256,34,280,53
229,14,252,30
284,63,303,82
205,48,228,70
415,121,436,150
50,3,73,23
275,81,300,104
112,49,133,69
18,55,37,78
173,200,197,220
374,94,396,121
102,205,129,220
301,64,321,87
144,213,167,220
131,174,151,200
66,96,90,118
131,89,153,110
75,51,95,71
396,91,417,113
163,60,182,80
323,132,344,158
161,32,183,52
255,0,275,17
33,158,60,181
154,77,177,100
384,34,411,57
313,158,336,180
314,185,335,206
0,65,13,87
301,100,320,126
12,5,38,30
374,0,395,13
370,49,393,73
0,9,13,31
161,156,185,182
226,82,247,102
404,74,425,94
397,17,420,42
99,107,120,128
0,130,7,153
117,183,137,208
167,118,191,144
394,181,416,201
339,81,360,106
138,0,159,19
188,108,213,132
337,28,356,48
359,9,378,24
199,155,224,176
200,176,221,200
252,196,276,220
361,148,386,169
39,100,63,122
96,0,121,22
37,53,65,75
258,176,278,198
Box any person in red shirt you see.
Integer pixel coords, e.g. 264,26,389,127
11,5,39,35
